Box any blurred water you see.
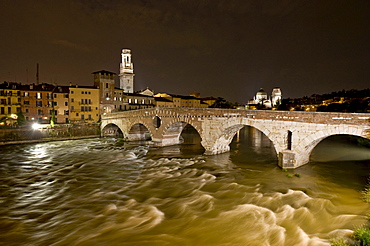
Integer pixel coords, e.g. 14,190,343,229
0,127,369,246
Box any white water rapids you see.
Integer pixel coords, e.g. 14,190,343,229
0,127,369,245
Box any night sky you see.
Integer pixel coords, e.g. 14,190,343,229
0,0,368,104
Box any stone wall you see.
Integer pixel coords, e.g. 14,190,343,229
0,124,100,144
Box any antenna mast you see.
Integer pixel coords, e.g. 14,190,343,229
36,63,39,85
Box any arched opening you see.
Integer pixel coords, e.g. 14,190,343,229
310,134,370,162
160,121,189,146
179,124,204,155
128,123,151,141
151,123,204,157
230,126,277,164
102,123,124,138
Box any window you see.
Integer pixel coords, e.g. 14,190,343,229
0,99,6,105
25,109,29,113
47,93,52,99
36,101,42,107
37,92,42,99
65,102,68,106
54,94,57,98
88,115,92,120
134,99,138,104
7,107,11,114
128,99,132,103
7,91,12,96
0,107,4,114
287,131,292,150
64,110,69,115
81,114,84,120
76,113,79,116
38,109,43,115
24,92,29,97
71,106,74,111
24,101,30,105
70,91,74,94
106,83,109,88
64,94,68,98
71,98,74,103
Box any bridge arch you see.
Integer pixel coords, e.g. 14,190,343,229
309,134,370,162
159,119,201,146
287,125,369,167
203,122,280,157
127,122,152,141
101,123,124,138
306,133,370,161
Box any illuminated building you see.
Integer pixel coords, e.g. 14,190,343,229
248,88,282,109
93,70,116,115
0,82,21,120
271,87,282,107
68,85,100,123
52,86,70,123
154,93,208,108
119,49,134,93
20,83,55,124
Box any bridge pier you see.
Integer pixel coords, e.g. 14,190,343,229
278,150,297,169
152,136,182,147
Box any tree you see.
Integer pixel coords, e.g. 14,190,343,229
16,111,26,126
210,97,234,108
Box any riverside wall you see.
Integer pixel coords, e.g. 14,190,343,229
0,124,101,145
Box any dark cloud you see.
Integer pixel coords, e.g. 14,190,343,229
0,0,369,103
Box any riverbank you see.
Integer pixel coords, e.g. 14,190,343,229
0,135,101,146
0,124,101,145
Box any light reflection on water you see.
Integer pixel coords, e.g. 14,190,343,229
0,127,369,245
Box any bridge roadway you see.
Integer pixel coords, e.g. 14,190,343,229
101,108,370,169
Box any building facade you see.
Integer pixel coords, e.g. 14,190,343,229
0,82,21,120
53,86,70,123
68,85,100,123
93,70,116,115
154,93,208,108
248,87,282,109
20,83,55,124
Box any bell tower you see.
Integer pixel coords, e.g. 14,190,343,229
119,49,134,93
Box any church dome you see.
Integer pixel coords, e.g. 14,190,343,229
256,88,267,95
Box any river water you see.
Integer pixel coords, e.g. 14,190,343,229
1,126,370,246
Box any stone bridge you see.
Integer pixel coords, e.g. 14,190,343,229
101,108,370,169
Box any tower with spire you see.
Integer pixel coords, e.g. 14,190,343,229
119,49,134,93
